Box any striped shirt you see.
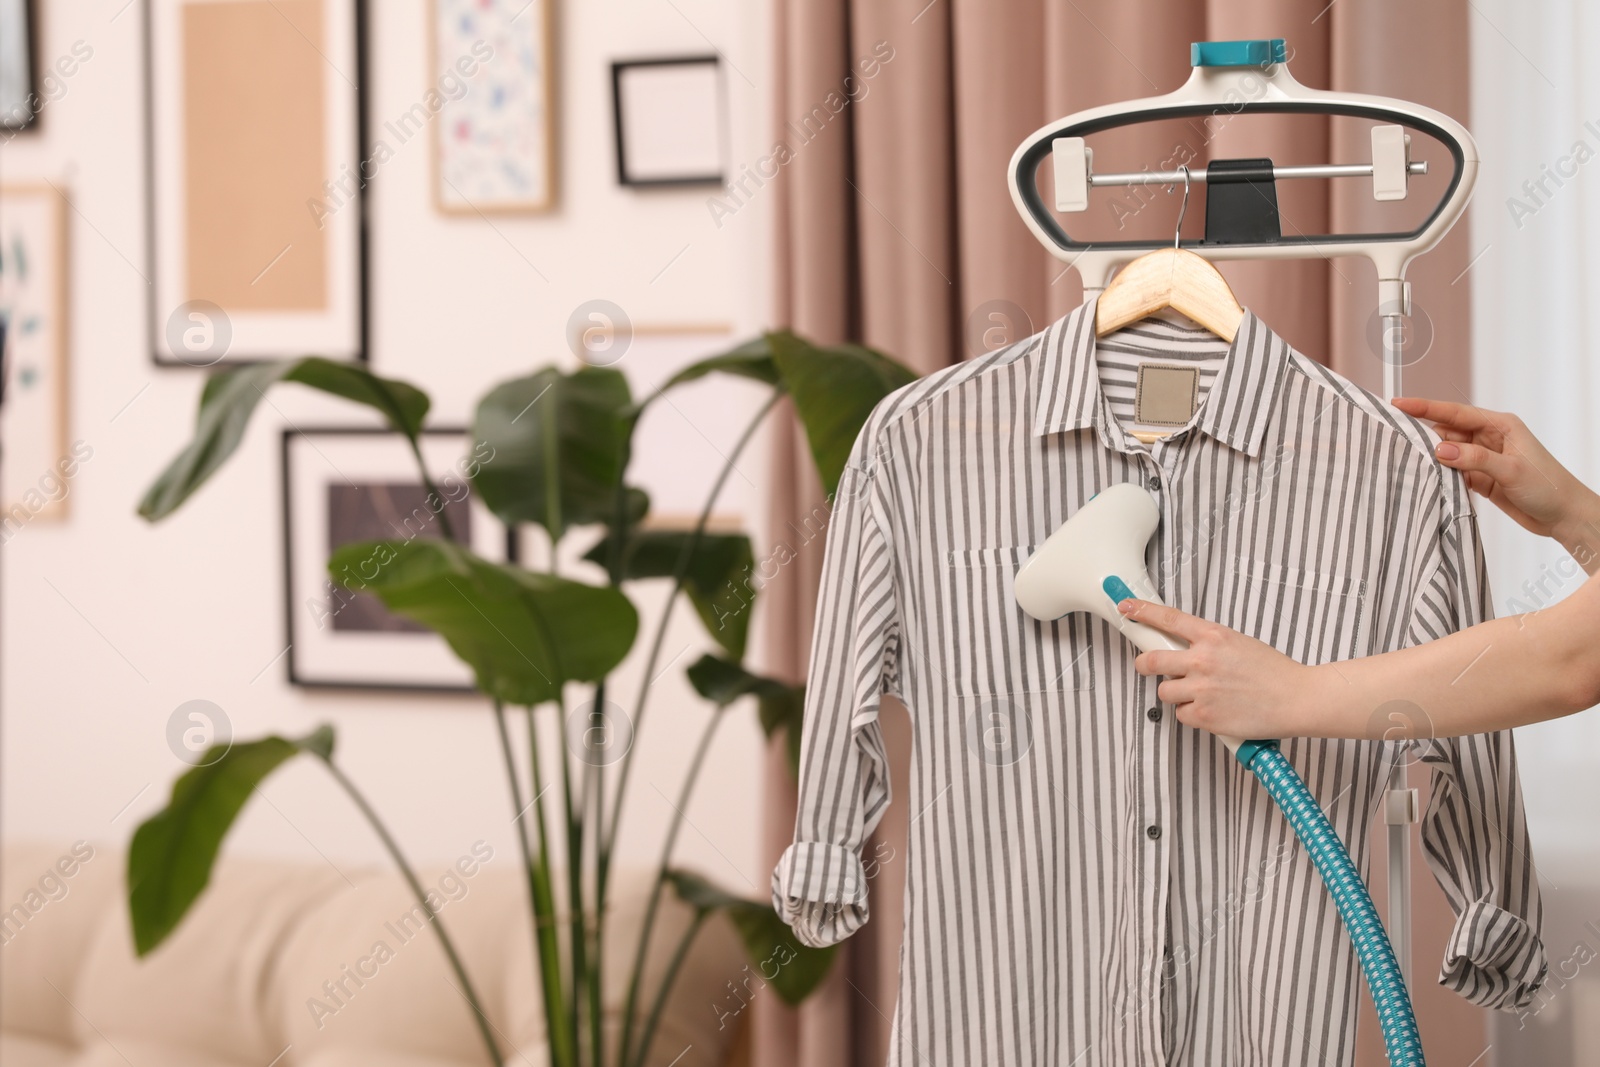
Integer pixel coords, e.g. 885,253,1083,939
771,298,1547,1066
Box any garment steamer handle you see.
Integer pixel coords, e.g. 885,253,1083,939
1099,575,1248,750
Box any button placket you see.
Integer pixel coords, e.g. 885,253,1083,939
1144,451,1177,1054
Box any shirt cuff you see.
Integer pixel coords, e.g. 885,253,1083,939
1439,901,1548,1010
771,841,869,948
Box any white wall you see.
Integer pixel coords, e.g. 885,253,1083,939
1469,2,1600,1061
0,0,779,904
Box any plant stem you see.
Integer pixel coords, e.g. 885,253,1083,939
591,429,633,1067
318,755,503,1067
543,395,563,542
556,696,588,1064
586,687,606,1067
629,913,708,1067
601,392,779,868
616,712,726,1067
495,702,569,1067
405,436,457,542
526,706,576,1067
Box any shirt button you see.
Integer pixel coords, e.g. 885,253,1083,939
1146,825,1162,840
1146,476,1161,492
1147,707,1162,722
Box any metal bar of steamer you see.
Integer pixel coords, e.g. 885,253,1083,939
1388,761,1413,985
1087,161,1429,186
1382,315,1414,988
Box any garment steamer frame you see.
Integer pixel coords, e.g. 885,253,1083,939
1006,41,1482,987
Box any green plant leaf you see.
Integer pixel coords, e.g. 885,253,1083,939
328,538,637,705
768,331,917,498
471,366,634,541
655,335,781,394
139,358,431,521
686,655,805,775
584,529,754,660
127,727,334,956
665,869,836,1005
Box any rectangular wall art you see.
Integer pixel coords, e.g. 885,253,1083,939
432,0,555,214
611,56,725,187
0,183,70,522
146,0,367,365
281,428,512,692
0,0,37,131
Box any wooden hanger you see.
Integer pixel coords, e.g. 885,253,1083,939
1094,247,1244,341
1094,167,1244,442
1095,167,1244,341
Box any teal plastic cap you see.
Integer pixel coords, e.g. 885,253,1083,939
1190,39,1288,67
1233,737,1281,768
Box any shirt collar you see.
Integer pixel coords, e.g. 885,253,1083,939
1029,293,1291,459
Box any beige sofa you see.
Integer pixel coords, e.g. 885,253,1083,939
0,841,750,1067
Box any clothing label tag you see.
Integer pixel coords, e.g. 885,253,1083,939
1135,364,1199,426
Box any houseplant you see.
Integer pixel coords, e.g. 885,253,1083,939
130,333,917,1067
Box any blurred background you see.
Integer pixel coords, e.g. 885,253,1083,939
1,1,1597,1065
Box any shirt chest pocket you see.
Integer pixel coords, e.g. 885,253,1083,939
945,546,1096,696
1231,556,1372,666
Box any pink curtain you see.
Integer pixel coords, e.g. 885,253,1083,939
756,3,1481,1065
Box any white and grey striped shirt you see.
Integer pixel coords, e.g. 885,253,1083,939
772,298,1546,1066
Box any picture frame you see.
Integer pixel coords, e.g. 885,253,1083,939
0,183,71,522
280,427,514,693
430,0,557,214
611,56,726,188
0,0,38,133
145,0,369,367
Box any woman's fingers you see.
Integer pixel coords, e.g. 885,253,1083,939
1462,469,1498,499
1434,439,1522,485
1157,678,1194,705
1118,599,1212,643
1158,684,1196,710
1133,650,1188,677
1393,396,1504,435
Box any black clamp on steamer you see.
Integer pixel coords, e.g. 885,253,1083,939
1203,158,1281,245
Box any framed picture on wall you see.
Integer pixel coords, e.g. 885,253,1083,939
611,57,726,187
146,0,368,366
281,428,513,692
0,0,38,132
431,0,556,214
0,184,70,521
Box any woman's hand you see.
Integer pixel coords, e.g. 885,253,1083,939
1117,599,1321,739
1393,397,1600,567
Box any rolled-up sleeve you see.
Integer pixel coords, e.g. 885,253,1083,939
771,459,898,948
1439,902,1546,1007
1413,512,1548,1009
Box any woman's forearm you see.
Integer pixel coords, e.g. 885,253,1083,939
1300,573,1600,738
